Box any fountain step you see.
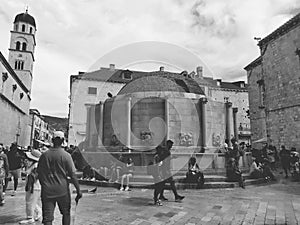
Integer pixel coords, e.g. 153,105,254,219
78,175,270,190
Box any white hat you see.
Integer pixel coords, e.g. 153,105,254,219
25,149,42,161
53,131,65,139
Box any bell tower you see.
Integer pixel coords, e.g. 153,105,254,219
8,9,36,93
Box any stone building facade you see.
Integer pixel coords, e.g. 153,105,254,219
69,65,250,147
85,73,231,153
245,13,300,149
29,109,54,148
0,10,37,147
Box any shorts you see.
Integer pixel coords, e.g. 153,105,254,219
41,194,71,223
8,169,21,179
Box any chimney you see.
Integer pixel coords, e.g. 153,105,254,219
216,79,222,86
78,71,85,75
159,66,164,72
196,66,203,78
240,81,245,88
109,64,115,71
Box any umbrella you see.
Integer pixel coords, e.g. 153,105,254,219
252,137,267,143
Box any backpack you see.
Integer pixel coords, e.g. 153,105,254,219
0,155,7,179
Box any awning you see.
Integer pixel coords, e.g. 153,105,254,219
252,137,267,143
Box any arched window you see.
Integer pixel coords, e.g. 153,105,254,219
22,24,25,32
15,60,24,70
14,24,19,31
16,41,21,50
22,43,27,51
30,27,33,34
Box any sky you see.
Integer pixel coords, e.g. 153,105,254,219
0,0,299,118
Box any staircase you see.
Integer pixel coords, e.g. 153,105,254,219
77,172,269,189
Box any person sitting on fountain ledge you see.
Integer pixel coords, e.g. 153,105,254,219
185,156,204,188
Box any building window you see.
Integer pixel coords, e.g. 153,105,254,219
257,79,265,107
15,60,24,70
22,43,27,51
88,87,97,95
30,27,33,34
16,41,21,50
22,24,26,32
208,89,212,97
14,24,18,31
122,70,133,80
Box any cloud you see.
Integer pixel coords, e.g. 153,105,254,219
0,0,299,117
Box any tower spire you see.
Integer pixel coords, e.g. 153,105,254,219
25,6,28,13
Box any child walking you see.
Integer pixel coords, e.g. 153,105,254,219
19,149,42,224
120,157,134,191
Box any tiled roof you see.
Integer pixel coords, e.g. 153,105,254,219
71,68,246,92
198,77,247,90
258,12,300,48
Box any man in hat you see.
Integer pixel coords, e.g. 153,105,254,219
37,131,82,225
158,140,185,202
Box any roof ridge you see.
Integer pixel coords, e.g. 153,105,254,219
259,12,300,47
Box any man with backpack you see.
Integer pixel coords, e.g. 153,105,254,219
0,143,9,206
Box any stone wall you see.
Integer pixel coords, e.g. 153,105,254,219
131,97,165,147
263,25,300,149
0,97,31,146
246,22,300,150
0,55,31,147
247,63,267,146
167,97,201,147
68,79,124,146
206,101,227,149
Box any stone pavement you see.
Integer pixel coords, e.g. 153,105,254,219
1,176,300,225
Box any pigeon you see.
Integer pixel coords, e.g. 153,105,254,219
88,187,97,194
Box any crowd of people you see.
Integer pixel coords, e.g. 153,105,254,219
0,131,82,225
0,134,299,222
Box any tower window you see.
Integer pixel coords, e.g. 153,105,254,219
22,43,27,51
16,41,21,50
15,60,24,70
14,24,18,31
22,24,26,32
30,27,33,34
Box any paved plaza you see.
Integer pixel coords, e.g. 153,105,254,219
1,176,300,225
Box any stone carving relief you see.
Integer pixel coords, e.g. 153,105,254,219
140,131,153,143
212,133,221,147
110,134,120,146
179,132,193,146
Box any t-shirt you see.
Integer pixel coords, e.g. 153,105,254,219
7,150,22,170
37,147,76,199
